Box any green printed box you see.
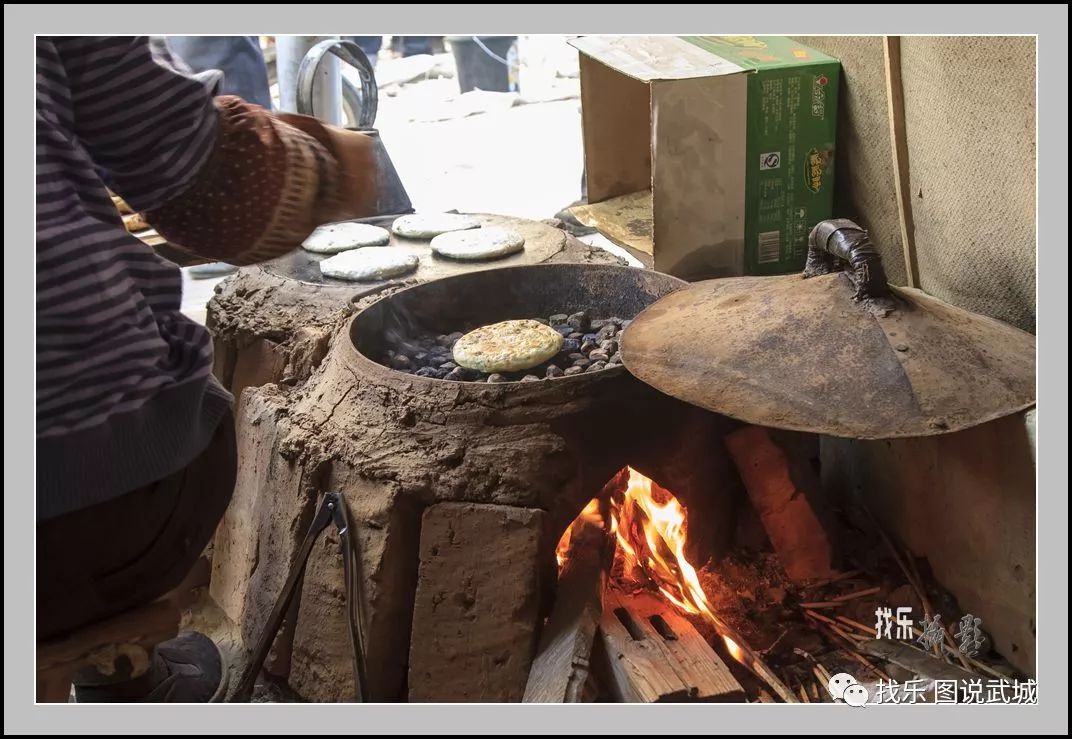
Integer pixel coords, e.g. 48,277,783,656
569,36,840,278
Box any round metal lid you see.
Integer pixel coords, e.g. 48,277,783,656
620,271,1036,439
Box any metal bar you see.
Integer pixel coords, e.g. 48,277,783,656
883,36,921,288
276,36,342,124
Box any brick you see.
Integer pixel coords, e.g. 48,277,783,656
408,503,546,702
725,425,834,583
288,466,421,702
209,385,316,677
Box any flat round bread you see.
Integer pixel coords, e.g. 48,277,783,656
319,249,418,282
302,222,391,253
453,319,564,373
430,227,525,262
123,212,149,233
391,213,482,239
111,193,134,215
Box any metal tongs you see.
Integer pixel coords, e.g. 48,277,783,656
232,492,368,702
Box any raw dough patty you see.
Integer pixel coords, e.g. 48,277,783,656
319,249,419,282
430,227,525,261
391,213,482,239
302,222,391,253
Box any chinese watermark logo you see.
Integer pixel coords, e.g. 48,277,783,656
828,673,869,707
875,606,914,640
917,612,947,651
875,678,1037,705
830,672,1038,706
876,606,988,659
856,606,1037,705
955,614,986,658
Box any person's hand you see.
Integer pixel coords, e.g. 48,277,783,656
275,113,382,222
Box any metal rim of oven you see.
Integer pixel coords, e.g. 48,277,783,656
344,263,689,388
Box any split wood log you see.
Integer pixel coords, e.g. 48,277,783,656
523,516,612,702
858,638,977,682
801,569,862,591
595,587,745,703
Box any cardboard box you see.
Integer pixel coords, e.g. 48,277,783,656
569,36,840,278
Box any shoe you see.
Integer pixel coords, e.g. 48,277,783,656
73,631,228,703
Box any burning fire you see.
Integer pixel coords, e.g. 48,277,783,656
556,467,721,622
555,466,795,702
608,467,719,622
556,497,602,568
723,636,746,664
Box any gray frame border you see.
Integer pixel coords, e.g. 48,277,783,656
6,3,1066,734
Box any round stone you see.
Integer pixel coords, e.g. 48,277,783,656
596,324,618,341
567,311,591,332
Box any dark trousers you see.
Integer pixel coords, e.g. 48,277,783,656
166,36,273,110
349,36,439,59
37,413,237,640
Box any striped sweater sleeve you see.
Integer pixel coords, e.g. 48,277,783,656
54,36,344,266
142,96,341,266
54,36,220,212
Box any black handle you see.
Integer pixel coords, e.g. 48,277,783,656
296,39,378,129
804,218,890,300
231,493,335,702
231,492,368,702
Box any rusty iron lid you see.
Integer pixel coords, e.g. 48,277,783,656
620,220,1036,439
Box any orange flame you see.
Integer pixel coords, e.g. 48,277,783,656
608,466,720,623
555,497,602,569
723,636,745,664
574,466,793,702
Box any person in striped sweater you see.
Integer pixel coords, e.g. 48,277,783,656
164,36,274,279
36,35,378,702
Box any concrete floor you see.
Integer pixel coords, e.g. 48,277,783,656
180,36,637,323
